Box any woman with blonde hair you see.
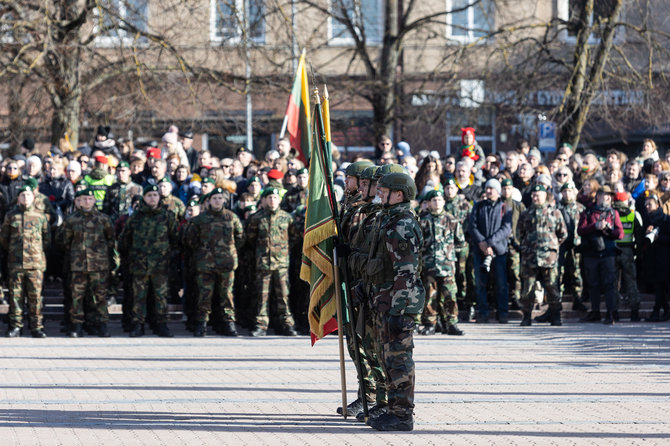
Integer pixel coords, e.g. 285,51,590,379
577,178,600,208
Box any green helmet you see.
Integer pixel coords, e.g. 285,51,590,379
373,163,406,181
360,166,380,181
377,172,417,202
344,160,374,178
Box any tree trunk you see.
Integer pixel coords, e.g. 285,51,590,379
50,85,81,150
8,75,28,156
371,0,400,141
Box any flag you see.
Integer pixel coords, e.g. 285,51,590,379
282,50,312,164
301,87,338,344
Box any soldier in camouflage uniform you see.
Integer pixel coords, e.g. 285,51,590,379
179,197,201,332
444,178,474,320
119,185,179,337
281,167,308,213
1,184,50,338
185,188,243,337
557,181,587,312
501,178,525,310
365,172,425,431
517,184,568,326
102,160,142,223
347,165,390,421
58,189,116,338
158,176,186,304
419,189,465,336
245,187,298,337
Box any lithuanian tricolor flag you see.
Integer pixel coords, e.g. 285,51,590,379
283,50,312,164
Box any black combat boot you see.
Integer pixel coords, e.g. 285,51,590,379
220,321,238,337
336,397,364,417
369,413,414,431
6,327,21,338
572,299,588,311
419,324,436,335
280,325,298,336
549,308,562,326
68,324,83,338
157,323,174,338
446,324,464,336
250,327,267,337
129,324,144,337
193,321,207,337
97,323,111,337
357,403,387,422
520,311,532,326
31,329,47,338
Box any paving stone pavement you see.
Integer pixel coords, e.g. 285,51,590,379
0,322,668,445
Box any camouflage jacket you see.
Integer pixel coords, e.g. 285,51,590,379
245,207,296,271
558,199,585,248
102,180,142,223
445,194,472,236
185,207,243,272
348,201,381,281
58,209,115,272
119,202,179,273
163,195,186,221
0,204,50,270
281,185,306,213
367,202,425,315
503,197,526,250
517,203,568,268
340,192,366,244
420,210,465,277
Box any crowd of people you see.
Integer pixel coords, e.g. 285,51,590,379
0,124,668,341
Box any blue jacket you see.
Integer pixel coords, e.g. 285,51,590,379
469,198,512,256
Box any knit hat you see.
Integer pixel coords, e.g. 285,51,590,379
484,178,501,194
162,132,178,145
461,127,475,145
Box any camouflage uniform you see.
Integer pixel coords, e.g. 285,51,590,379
245,206,297,331
517,202,568,312
558,198,585,302
162,194,186,303
367,202,425,419
281,185,306,213
119,202,179,326
445,194,473,310
102,180,142,223
185,207,243,324
348,202,387,406
503,197,525,306
419,209,465,328
58,208,115,326
0,203,50,331
163,194,186,222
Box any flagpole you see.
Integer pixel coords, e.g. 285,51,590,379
313,87,369,421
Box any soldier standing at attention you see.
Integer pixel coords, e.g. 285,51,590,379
120,185,178,337
102,160,142,223
2,184,50,338
245,187,298,337
185,188,243,337
500,178,525,310
419,189,465,336
518,184,568,326
557,181,587,312
366,172,425,431
58,189,116,338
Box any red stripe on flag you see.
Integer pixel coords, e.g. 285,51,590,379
286,94,299,136
311,317,339,345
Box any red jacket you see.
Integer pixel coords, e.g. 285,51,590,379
577,206,624,257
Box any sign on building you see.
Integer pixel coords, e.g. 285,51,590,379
538,121,557,152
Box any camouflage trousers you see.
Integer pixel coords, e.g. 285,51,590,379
7,269,44,330
346,299,386,405
422,274,458,326
377,312,416,417
455,246,470,303
615,246,640,308
254,269,295,330
196,270,235,323
70,271,109,325
560,246,583,300
131,270,169,325
520,265,561,311
507,247,521,303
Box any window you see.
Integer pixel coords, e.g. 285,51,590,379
211,0,265,44
96,0,148,47
558,0,619,43
446,0,494,43
329,0,383,46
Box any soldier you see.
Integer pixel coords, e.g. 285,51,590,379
158,176,186,304
245,187,298,337
281,167,308,213
500,178,525,310
557,181,587,312
159,176,186,221
365,172,424,431
1,184,50,338
185,188,243,337
180,197,202,332
419,189,465,336
102,160,142,223
518,184,568,326
58,189,116,337
119,185,179,337
444,178,474,320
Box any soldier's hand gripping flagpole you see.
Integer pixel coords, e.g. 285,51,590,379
312,86,369,420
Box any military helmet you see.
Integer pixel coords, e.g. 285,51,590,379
377,172,417,201
344,160,374,178
360,166,380,181
373,163,406,181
